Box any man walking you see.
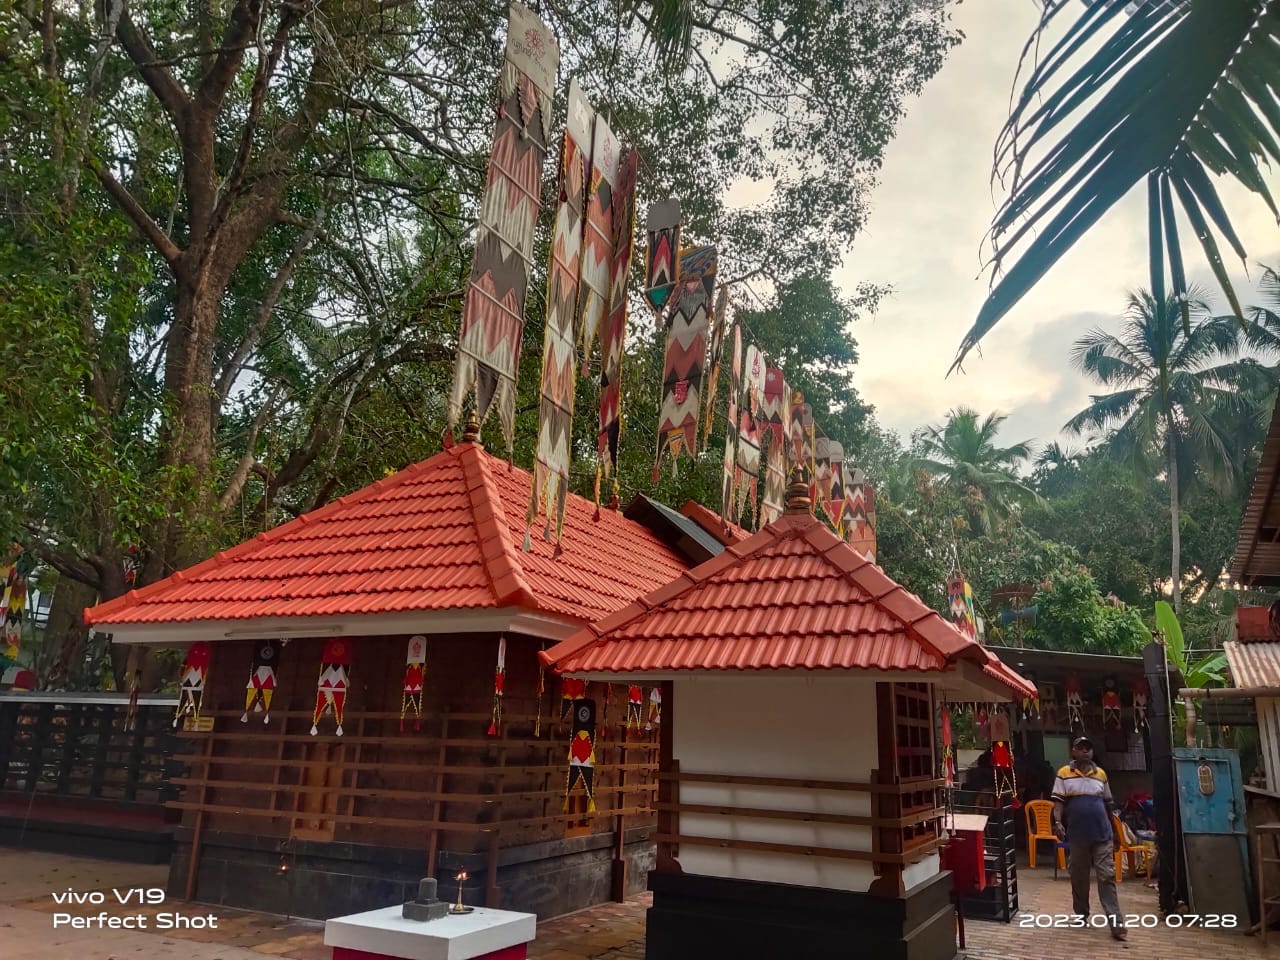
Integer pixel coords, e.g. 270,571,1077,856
1052,736,1126,940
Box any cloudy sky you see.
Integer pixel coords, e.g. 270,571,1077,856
843,0,1280,452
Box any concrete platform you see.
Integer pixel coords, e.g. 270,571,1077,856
324,903,535,960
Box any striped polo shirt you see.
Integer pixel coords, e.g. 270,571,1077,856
1051,762,1114,845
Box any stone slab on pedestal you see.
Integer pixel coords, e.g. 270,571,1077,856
324,904,536,960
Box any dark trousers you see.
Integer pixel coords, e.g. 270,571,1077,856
1069,838,1122,926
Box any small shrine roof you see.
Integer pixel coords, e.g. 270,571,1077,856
540,509,1034,699
84,441,688,632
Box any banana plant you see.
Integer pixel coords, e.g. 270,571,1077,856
1156,600,1229,743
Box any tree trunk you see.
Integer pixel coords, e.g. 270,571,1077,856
1168,440,1182,615
43,577,99,690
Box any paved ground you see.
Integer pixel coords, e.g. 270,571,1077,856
3,848,1280,959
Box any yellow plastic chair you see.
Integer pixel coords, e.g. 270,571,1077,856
1025,800,1066,870
1112,813,1148,882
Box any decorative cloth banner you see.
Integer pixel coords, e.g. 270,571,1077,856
720,325,741,526
527,79,591,550
564,697,598,811
173,642,211,728
1132,677,1149,730
701,285,729,452
843,466,877,560
941,706,957,788
2,551,31,661
789,390,816,503
731,344,764,526
242,639,281,724
759,368,788,525
577,111,620,370
822,442,846,530
401,635,427,732
1019,671,1040,721
627,685,644,731
488,636,507,736
311,638,351,736
447,2,558,454
654,245,718,479
122,543,140,587
1064,672,1084,729
946,571,977,639
646,686,663,730
561,675,587,720
1101,676,1122,729
1039,683,1059,729
643,200,682,319
596,147,639,514
989,706,1019,807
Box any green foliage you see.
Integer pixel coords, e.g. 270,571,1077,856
1020,567,1148,656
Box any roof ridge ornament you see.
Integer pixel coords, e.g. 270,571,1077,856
463,407,482,445
784,463,811,515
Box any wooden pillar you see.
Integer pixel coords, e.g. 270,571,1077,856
611,730,628,901
655,680,680,873
868,681,904,897
1144,640,1186,913
184,642,219,902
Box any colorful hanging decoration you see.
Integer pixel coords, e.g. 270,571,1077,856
242,639,281,724
759,368,788,525
1101,676,1122,730
564,698,598,812
173,642,211,728
1039,683,1059,729
125,665,142,732
446,2,558,454
941,704,957,789
627,685,644,731
721,325,741,525
527,78,591,550
401,635,427,732
989,706,1018,807
561,675,587,720
1064,673,1084,729
646,686,663,730
654,245,718,478
702,285,729,452
122,543,140,587
734,343,765,526
488,636,507,736
311,638,351,736
596,147,640,510
1132,677,1149,731
1019,672,1040,722
788,390,815,495
577,111,620,371
643,200,682,317
2,551,31,663
843,465,877,560
947,571,977,639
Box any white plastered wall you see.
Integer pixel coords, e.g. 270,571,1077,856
672,674,939,893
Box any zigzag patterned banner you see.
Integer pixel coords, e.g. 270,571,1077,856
447,2,557,454
702,285,729,452
596,147,640,510
643,201,682,320
734,342,765,527
844,464,877,561
821,440,846,529
759,368,788,525
578,115,620,372
721,324,741,525
527,78,592,549
654,245,717,479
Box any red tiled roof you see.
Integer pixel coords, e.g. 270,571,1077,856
540,511,1034,698
678,500,751,546
84,442,689,627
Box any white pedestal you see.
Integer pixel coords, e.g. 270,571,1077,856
324,904,536,960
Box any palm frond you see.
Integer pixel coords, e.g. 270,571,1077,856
956,0,1280,368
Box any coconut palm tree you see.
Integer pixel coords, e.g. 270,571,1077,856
1064,288,1256,612
914,407,1038,534
957,0,1280,368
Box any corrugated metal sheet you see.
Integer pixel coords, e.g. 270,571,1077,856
1225,639,1280,688
542,513,1035,698
84,442,689,627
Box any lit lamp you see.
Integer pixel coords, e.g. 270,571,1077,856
449,870,473,915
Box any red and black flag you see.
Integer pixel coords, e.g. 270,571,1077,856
174,642,212,728
561,675,587,720
312,638,352,736
564,697,598,812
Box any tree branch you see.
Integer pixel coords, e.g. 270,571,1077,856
194,0,261,116
115,4,190,128
87,157,182,264
218,387,281,513
22,530,104,591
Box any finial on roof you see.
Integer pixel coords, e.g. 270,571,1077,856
462,408,481,445
784,463,811,515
